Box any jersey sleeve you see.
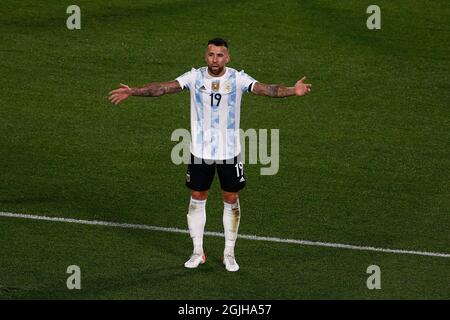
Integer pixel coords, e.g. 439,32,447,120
175,68,196,90
237,70,257,94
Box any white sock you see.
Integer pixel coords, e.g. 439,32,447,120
187,197,206,255
223,199,241,257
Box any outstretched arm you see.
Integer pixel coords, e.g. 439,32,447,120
108,80,182,105
252,76,311,98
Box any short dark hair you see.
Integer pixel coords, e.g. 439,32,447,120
207,38,229,48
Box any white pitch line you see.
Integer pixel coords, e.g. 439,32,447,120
1,211,449,258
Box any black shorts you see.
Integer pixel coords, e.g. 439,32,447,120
186,154,246,192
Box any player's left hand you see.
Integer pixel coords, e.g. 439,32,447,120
294,76,312,96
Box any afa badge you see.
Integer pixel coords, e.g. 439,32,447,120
211,80,220,92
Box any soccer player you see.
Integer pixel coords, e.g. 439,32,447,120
108,38,311,272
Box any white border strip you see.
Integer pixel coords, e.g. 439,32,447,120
1,211,449,258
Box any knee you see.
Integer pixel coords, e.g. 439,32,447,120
222,191,238,204
191,190,208,201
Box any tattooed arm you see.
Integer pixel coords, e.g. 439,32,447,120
108,80,182,105
252,76,311,98
131,81,182,97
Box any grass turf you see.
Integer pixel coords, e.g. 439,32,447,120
0,0,449,299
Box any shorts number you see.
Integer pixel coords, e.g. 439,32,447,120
234,162,244,177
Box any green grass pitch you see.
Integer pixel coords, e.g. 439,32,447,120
0,0,449,299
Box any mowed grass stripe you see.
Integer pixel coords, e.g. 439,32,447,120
1,211,449,259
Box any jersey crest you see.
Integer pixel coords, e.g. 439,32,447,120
211,80,220,92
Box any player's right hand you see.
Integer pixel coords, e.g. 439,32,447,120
108,83,132,105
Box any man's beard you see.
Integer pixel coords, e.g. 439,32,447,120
208,65,224,76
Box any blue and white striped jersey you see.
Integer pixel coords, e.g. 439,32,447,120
176,67,257,160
